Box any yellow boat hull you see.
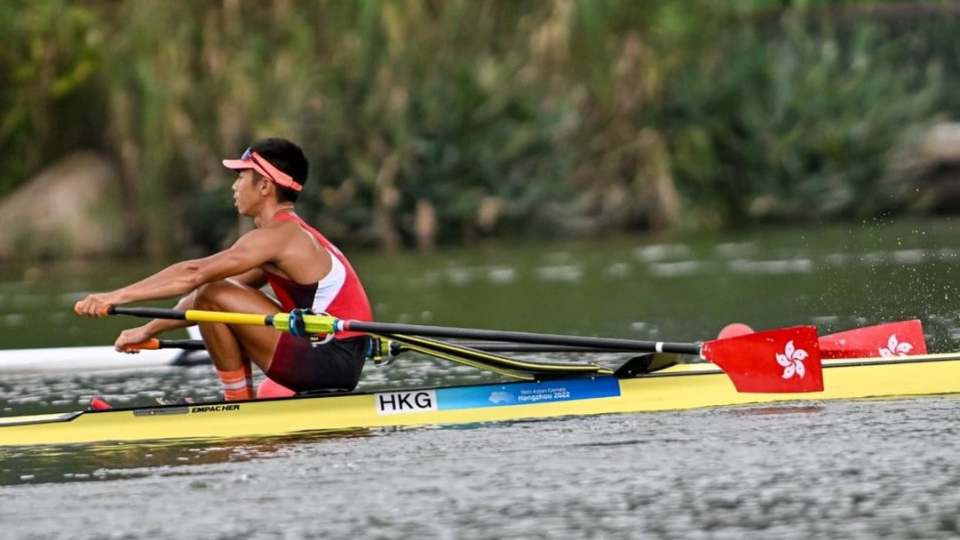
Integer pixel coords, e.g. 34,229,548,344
2,354,959,447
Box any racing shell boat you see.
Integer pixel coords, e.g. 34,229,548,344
2,351,959,447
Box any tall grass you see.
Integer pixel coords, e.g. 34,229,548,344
0,0,955,255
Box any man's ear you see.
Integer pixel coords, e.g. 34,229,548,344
257,176,273,196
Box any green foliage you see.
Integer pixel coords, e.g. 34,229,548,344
0,0,957,255
660,17,942,226
0,0,104,194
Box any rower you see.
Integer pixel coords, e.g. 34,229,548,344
74,138,374,401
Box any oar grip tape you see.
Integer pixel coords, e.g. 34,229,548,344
110,306,188,320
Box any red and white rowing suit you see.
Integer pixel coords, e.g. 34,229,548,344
264,210,373,392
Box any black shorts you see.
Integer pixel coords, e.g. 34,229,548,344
266,334,368,393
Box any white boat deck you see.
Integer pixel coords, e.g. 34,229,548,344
0,346,206,373
0,328,209,373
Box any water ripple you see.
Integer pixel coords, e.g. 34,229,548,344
3,398,958,538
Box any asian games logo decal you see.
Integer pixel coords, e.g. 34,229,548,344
776,340,809,379
879,334,913,357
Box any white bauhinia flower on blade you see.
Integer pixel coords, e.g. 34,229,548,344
879,334,913,357
776,340,809,379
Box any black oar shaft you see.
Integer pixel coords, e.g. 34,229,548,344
148,339,647,354
453,342,640,353
341,320,701,355
110,306,186,319
157,339,207,351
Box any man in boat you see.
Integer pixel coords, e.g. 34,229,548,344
74,138,373,400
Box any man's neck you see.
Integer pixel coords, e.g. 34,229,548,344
253,200,295,227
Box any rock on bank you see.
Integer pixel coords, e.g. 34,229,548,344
0,152,125,260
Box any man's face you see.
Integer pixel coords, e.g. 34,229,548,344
232,169,264,216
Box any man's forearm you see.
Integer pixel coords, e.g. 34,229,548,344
113,261,205,304
142,317,193,336
142,292,199,336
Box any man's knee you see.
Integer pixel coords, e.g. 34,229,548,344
194,280,236,310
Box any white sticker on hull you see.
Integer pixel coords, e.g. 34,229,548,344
375,390,438,415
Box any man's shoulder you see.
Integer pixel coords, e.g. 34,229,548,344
248,218,301,236
236,221,297,246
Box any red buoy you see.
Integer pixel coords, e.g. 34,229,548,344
717,322,755,340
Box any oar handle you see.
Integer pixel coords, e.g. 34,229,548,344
124,338,160,351
122,338,207,352
109,306,188,319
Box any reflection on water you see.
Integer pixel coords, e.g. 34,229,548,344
3,397,960,539
0,429,374,486
2,220,960,537
730,405,826,416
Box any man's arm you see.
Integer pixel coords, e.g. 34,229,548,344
112,270,267,351
112,292,197,351
75,228,282,316
229,268,268,289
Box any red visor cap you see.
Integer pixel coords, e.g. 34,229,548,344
222,148,303,192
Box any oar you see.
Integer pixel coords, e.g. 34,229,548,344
377,332,613,375
123,338,207,351
125,337,648,355
130,324,928,359
124,334,670,377
107,306,824,393
819,319,927,359
124,336,615,379
720,319,928,359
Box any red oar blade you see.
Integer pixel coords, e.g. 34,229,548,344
701,326,823,393
819,319,926,359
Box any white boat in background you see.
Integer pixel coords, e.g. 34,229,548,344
0,346,210,373
0,327,209,373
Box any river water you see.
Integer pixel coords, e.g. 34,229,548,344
1,219,959,538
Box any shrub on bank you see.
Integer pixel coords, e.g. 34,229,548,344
0,1,955,256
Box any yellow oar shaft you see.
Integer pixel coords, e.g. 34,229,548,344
183,310,270,326
107,307,338,334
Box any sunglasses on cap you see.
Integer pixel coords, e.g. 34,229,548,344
222,148,303,192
